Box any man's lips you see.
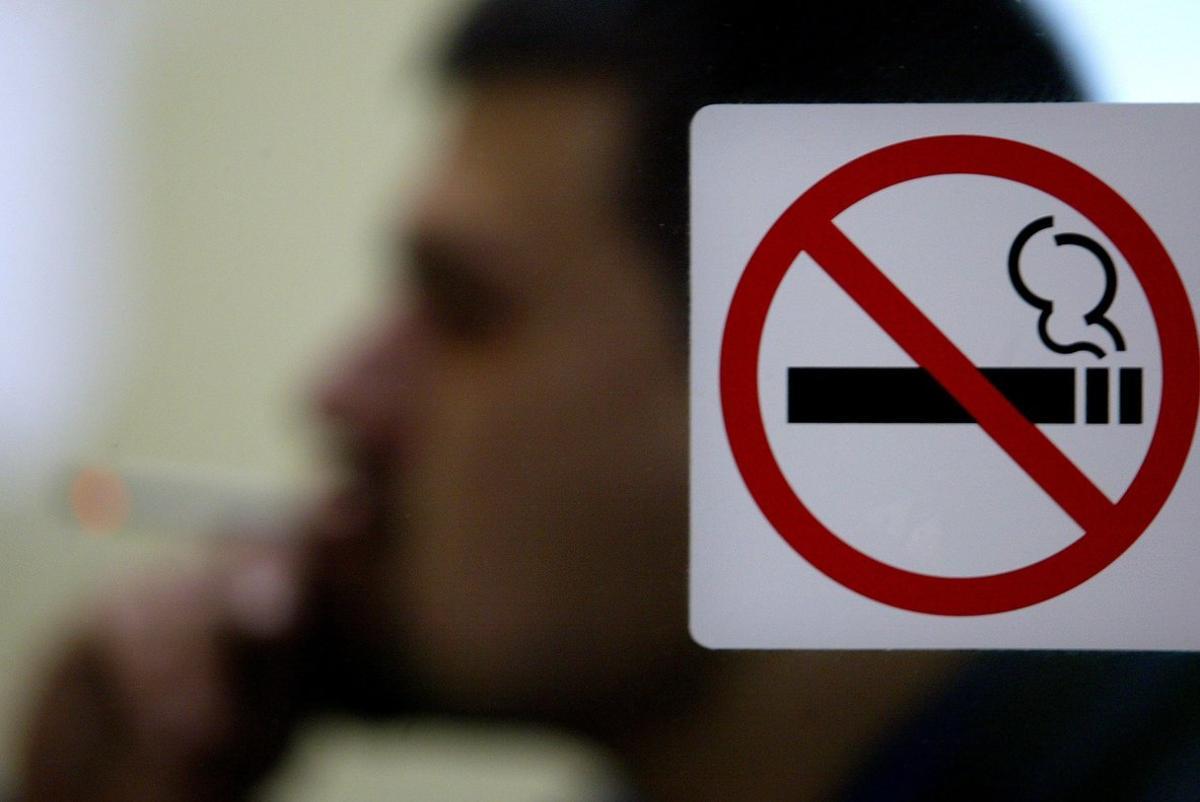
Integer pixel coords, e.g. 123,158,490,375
297,474,395,637
307,431,399,545
308,480,382,543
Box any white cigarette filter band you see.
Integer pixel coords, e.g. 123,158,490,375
64,461,302,538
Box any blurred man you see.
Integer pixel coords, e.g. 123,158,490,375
20,2,1200,801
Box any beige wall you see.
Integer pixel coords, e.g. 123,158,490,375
1,2,611,798
116,0,452,477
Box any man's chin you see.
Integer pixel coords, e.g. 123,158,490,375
292,477,423,716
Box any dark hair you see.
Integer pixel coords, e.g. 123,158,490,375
441,1,1082,297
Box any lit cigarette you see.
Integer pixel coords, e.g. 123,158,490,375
65,461,301,538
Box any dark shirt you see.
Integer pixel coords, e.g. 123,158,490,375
840,652,1200,801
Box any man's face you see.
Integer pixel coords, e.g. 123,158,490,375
312,79,691,717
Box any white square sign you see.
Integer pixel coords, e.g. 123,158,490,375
690,104,1200,649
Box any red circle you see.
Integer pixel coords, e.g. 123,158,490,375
719,135,1199,615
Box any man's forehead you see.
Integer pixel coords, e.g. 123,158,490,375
430,80,631,221
406,77,636,289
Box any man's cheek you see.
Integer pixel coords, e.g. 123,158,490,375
395,463,583,699
401,409,538,585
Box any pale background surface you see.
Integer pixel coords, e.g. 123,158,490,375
1,0,1197,799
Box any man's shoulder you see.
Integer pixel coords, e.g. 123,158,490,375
840,652,1200,801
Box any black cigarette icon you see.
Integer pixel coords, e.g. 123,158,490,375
787,367,1143,424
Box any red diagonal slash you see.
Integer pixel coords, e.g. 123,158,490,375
805,220,1114,532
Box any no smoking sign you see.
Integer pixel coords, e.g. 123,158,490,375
690,105,1200,649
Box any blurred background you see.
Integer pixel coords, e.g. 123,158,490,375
1,1,1197,799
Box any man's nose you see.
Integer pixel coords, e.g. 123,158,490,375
311,308,420,446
